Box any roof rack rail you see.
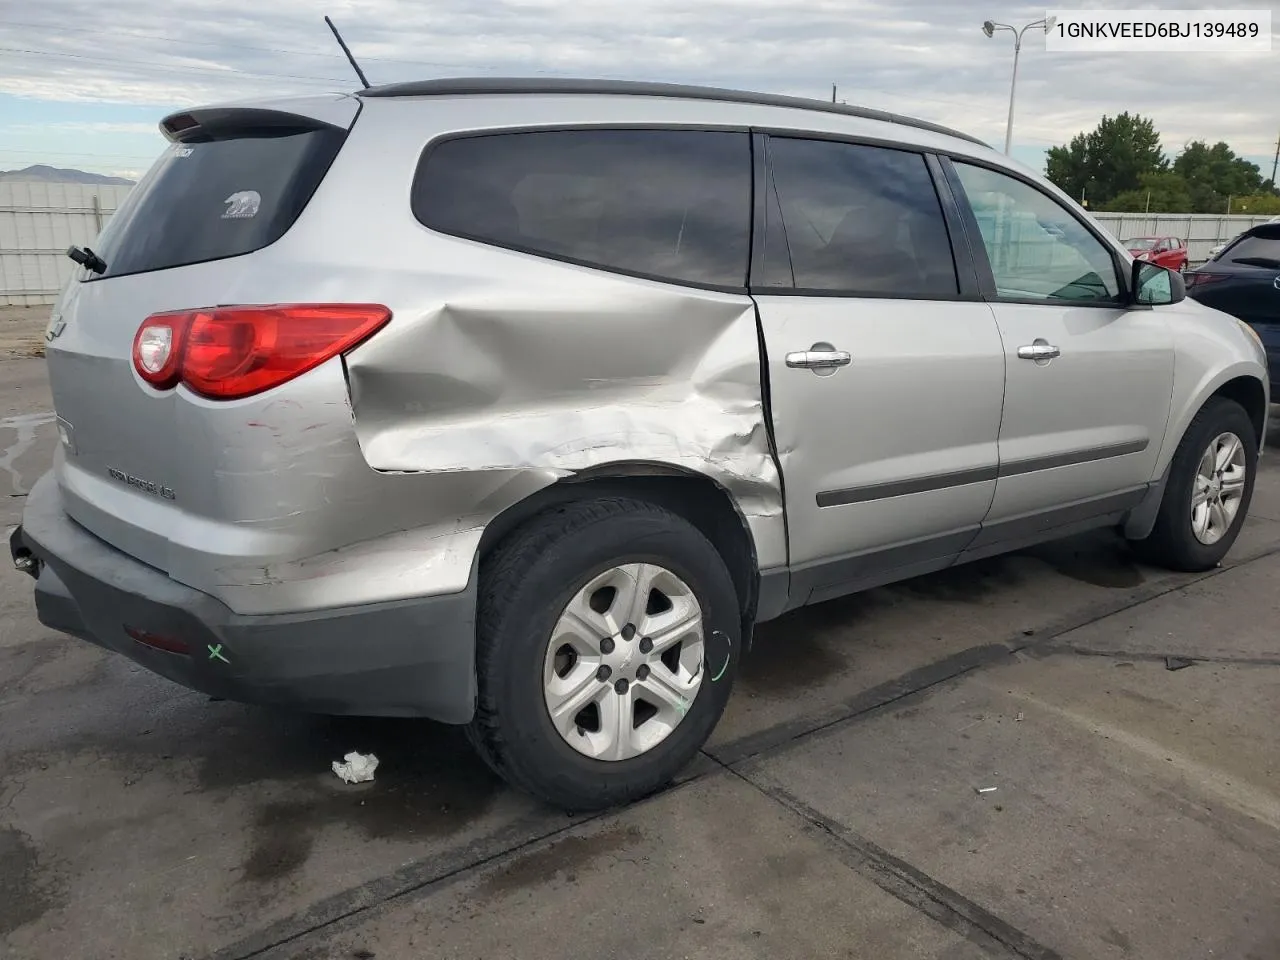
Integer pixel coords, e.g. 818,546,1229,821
358,77,987,147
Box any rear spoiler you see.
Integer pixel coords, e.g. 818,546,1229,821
159,107,347,143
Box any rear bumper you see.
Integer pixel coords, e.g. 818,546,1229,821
13,472,477,722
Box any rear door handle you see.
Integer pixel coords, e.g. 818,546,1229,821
1017,340,1060,361
786,343,852,374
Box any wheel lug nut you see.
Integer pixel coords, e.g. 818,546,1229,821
636,664,650,681
639,637,653,654
600,637,615,654
615,678,629,694
597,665,612,681
622,624,636,641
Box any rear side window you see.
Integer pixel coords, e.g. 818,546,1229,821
413,129,752,288
93,127,345,279
765,137,959,296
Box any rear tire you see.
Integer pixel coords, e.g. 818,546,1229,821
1131,397,1256,571
466,497,740,810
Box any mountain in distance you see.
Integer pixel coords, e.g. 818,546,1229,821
0,164,135,185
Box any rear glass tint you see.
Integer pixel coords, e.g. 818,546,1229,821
1224,233,1280,265
412,129,751,288
768,137,959,296
92,127,345,279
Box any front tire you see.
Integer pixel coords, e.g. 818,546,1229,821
467,497,740,810
1132,397,1256,571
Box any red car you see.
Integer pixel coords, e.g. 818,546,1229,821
1123,235,1188,271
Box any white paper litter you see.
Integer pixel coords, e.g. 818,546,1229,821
332,751,379,784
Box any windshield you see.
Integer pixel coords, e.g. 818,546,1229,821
1123,238,1157,250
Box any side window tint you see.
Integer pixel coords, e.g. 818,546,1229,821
413,129,751,288
952,162,1121,303
766,138,959,296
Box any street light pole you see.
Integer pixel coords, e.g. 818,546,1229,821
983,17,1056,155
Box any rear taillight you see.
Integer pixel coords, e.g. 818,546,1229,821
133,314,187,390
132,304,390,400
1184,273,1228,291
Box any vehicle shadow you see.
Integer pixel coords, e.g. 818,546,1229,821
187,710,509,884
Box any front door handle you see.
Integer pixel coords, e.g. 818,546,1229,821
786,342,852,375
1017,339,1061,362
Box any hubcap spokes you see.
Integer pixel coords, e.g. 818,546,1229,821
543,563,705,761
1191,431,1246,546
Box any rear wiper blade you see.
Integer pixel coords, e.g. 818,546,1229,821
66,245,106,275
1228,256,1280,270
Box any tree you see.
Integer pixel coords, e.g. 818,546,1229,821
1230,194,1280,215
1046,113,1166,207
1172,141,1264,212
1103,171,1193,213
1046,132,1090,201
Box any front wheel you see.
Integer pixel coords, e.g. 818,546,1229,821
466,497,740,810
1131,397,1256,571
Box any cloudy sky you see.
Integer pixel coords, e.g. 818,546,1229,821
1,0,1277,181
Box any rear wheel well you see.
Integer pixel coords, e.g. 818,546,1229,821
1211,376,1267,448
478,469,758,627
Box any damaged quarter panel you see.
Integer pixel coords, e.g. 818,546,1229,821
314,98,786,578
344,283,783,566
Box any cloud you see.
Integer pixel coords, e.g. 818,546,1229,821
5,121,160,135
0,0,1276,166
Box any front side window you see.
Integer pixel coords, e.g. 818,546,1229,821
766,137,959,296
952,162,1122,303
412,129,751,288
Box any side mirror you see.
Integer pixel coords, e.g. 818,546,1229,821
1131,260,1185,306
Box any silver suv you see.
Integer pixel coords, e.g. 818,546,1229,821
12,79,1268,810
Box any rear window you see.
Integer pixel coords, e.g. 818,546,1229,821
412,129,752,288
1223,233,1280,267
92,126,345,279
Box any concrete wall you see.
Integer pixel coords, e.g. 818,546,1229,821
0,181,133,306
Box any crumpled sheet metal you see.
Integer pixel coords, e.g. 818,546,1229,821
346,291,786,571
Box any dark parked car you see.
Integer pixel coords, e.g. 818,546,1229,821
1186,223,1280,393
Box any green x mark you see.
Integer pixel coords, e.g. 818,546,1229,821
207,644,231,664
